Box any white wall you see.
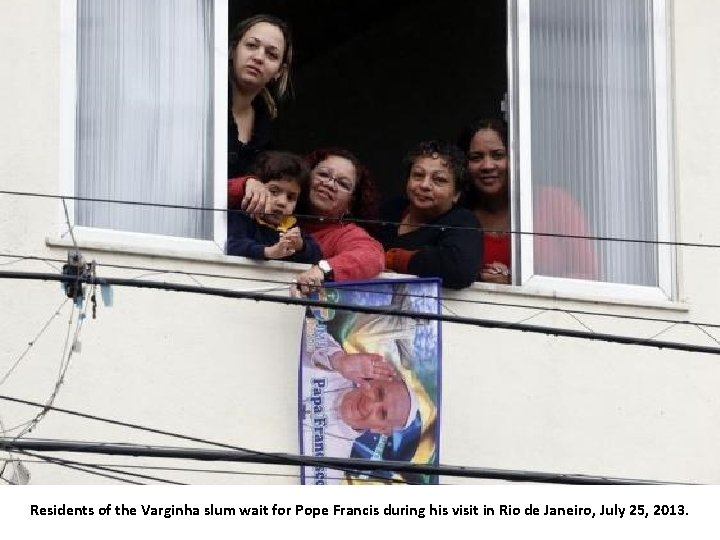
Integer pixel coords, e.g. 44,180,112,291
1,0,720,484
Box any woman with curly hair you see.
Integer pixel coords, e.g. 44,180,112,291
375,140,482,289
228,148,385,287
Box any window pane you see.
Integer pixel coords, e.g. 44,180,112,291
529,0,658,286
76,0,214,239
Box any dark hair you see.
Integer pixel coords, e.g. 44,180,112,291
303,148,379,222
457,117,507,153
457,118,509,208
229,14,294,118
403,140,468,194
249,151,310,190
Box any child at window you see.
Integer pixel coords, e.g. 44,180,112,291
227,151,322,263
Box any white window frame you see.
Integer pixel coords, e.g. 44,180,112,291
58,0,229,254
509,0,676,303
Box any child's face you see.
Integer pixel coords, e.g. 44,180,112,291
265,178,301,225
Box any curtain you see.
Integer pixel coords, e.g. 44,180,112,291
528,0,658,286
75,0,214,240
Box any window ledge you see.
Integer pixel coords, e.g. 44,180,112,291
448,280,689,313
47,233,689,314
45,233,312,275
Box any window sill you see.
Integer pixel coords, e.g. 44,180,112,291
47,232,688,314
450,280,688,313
45,231,312,275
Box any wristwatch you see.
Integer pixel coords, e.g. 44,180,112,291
317,260,334,282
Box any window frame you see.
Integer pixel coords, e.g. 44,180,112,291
508,0,676,302
58,0,229,253
58,0,677,303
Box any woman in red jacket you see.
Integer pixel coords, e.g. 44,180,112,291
228,148,385,288
458,118,598,283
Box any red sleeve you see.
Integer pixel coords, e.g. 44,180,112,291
533,186,598,280
228,176,249,209
385,248,418,274
321,224,386,281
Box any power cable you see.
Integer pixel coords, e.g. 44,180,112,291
0,298,70,387
1,188,718,250
7,291,88,437
0,397,631,484
8,458,428,483
1,251,715,333
9,449,183,485
0,395,417,485
6,458,331,482
2,270,719,355
0,437,669,485
12,449,143,485
61,198,80,253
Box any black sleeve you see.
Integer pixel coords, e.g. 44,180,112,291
226,211,267,260
287,231,323,265
406,208,483,289
374,197,408,248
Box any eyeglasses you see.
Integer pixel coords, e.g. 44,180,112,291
313,168,355,193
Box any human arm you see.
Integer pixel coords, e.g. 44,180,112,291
285,228,323,265
481,262,511,284
225,211,268,260
395,208,483,289
318,224,386,281
228,176,273,216
533,186,598,280
294,223,385,295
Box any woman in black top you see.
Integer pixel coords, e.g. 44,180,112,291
228,15,293,177
375,141,482,289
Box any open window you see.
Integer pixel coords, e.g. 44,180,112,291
230,0,508,200
62,0,674,301
512,0,674,300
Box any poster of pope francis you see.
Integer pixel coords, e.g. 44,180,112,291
299,278,441,485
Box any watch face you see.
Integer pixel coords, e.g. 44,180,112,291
318,260,331,274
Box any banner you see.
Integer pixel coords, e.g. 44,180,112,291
299,278,442,485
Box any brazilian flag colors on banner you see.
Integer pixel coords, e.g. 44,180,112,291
299,278,441,485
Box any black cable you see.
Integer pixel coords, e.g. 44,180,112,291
2,269,719,355
7,458,323,482
2,251,716,332
9,456,408,485
8,292,88,437
0,395,417,485
8,449,183,485
0,437,668,485
13,449,143,485
1,188,716,250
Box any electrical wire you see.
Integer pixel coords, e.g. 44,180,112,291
2,269,719,355
1,188,718,250
3,458,391,483
9,449,184,485
12,449,143,485
0,437,667,485
0,298,70,387
6,458,313,482
1,251,717,333
7,291,88,437
0,396,419,485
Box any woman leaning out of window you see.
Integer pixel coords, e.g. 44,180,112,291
374,141,482,289
458,118,598,283
229,148,386,291
228,14,293,177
